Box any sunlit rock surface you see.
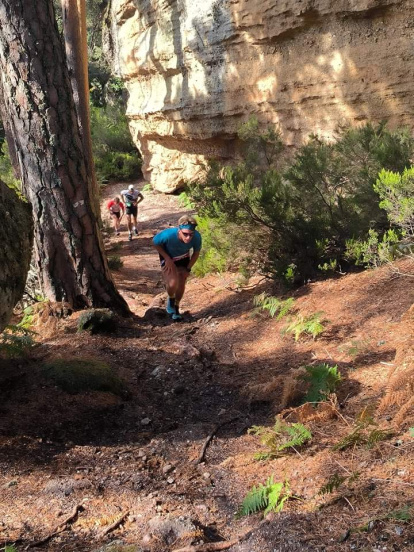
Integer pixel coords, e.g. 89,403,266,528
108,0,414,192
0,181,33,332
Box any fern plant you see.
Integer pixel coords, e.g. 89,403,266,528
318,473,347,495
0,325,35,358
318,471,360,495
249,418,312,459
237,477,290,517
284,312,325,341
301,363,341,403
253,293,295,320
333,409,393,451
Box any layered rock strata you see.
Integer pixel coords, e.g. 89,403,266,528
0,181,33,332
108,0,414,191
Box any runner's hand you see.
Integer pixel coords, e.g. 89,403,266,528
162,259,175,274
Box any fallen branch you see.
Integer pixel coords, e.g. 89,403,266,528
195,425,219,465
195,417,241,465
98,510,130,538
26,503,84,549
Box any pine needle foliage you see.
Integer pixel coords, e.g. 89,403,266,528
249,418,312,459
237,476,290,518
284,312,325,341
253,293,295,319
300,363,341,403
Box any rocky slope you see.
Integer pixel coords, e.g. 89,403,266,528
108,0,414,191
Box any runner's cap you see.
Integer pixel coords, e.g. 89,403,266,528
128,184,134,190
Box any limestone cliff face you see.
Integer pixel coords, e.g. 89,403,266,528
109,0,414,192
0,181,33,332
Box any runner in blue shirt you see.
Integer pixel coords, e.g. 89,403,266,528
153,215,202,320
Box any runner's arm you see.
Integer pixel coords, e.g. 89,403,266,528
187,250,200,271
153,244,173,263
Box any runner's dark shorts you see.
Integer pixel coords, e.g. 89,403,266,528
111,211,121,219
159,255,190,269
126,204,138,216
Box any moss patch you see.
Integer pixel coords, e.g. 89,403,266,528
42,357,124,395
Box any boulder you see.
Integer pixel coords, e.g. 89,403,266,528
107,0,414,192
0,181,33,332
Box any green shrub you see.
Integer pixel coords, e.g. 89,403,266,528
42,357,124,395
187,120,414,282
77,308,116,334
95,151,141,183
374,167,414,233
283,312,326,341
253,293,295,319
300,363,341,403
90,104,141,183
237,476,290,517
107,255,124,270
191,216,262,277
0,325,35,358
249,418,312,459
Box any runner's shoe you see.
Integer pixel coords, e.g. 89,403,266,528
134,227,138,235
166,297,176,315
128,232,132,241
172,312,183,321
171,304,182,321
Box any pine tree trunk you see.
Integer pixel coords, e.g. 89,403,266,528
60,0,100,217
0,0,129,314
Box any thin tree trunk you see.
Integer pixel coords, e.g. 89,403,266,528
60,0,100,217
0,0,129,314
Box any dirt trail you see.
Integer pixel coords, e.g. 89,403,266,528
0,182,413,552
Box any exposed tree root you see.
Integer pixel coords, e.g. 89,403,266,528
25,503,84,549
98,510,130,538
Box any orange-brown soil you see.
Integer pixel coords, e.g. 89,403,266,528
1,182,413,552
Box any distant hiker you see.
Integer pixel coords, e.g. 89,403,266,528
152,215,202,321
107,196,125,236
120,184,144,241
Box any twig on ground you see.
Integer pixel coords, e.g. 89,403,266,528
98,510,130,538
195,425,219,465
332,459,352,475
195,417,241,464
343,496,355,512
26,503,84,549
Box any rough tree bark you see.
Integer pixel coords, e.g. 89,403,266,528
60,0,100,216
0,0,129,314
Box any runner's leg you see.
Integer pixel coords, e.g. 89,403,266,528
172,268,190,319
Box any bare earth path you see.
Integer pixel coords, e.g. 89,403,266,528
0,181,413,552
